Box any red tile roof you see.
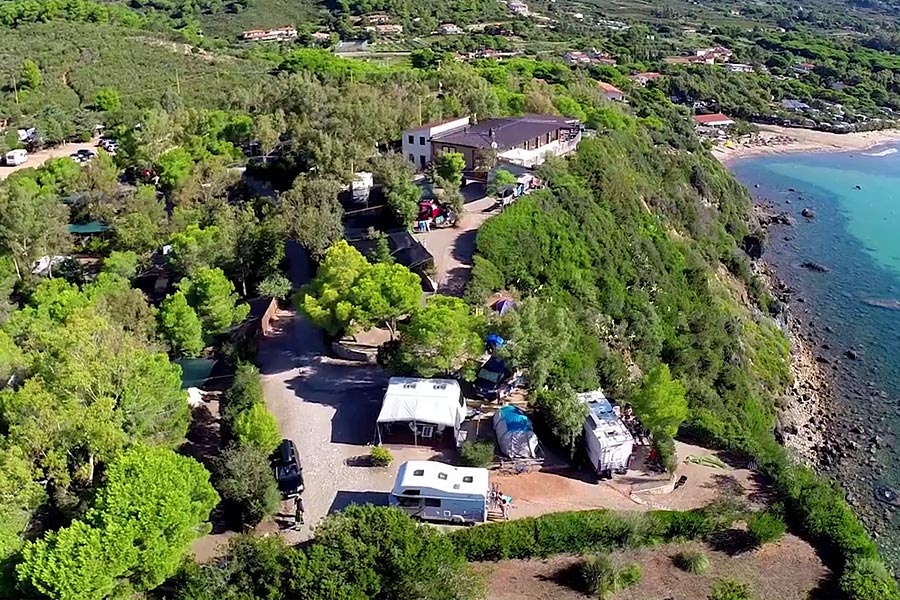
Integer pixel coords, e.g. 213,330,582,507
693,113,734,125
598,81,624,95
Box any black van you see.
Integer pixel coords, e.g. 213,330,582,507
272,439,304,498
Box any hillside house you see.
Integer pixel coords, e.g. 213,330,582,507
439,23,463,35
366,24,403,35
403,114,581,172
598,81,626,102
241,26,297,41
725,63,754,73
630,72,662,86
508,0,529,16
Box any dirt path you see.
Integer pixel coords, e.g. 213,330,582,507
420,194,498,295
0,139,99,179
485,535,832,600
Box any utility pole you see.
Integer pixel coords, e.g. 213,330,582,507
175,68,182,96
12,77,18,105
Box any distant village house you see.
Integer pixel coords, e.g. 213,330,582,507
439,23,463,35
598,81,626,102
366,24,403,35
241,26,297,42
629,72,662,86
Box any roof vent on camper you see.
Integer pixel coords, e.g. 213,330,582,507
433,383,447,390
403,382,417,389
453,484,460,490
462,476,473,483
413,469,424,476
438,472,448,480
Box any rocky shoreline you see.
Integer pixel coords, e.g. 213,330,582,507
752,203,899,554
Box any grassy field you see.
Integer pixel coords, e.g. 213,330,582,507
0,22,274,115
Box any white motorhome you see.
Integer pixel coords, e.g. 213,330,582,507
4,149,28,166
579,389,634,480
390,460,488,524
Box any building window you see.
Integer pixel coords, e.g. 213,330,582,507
424,498,441,507
408,153,415,163
408,135,414,144
441,146,450,153
419,155,426,167
419,136,426,145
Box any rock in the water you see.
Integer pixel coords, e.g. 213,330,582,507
845,349,861,360
801,261,830,273
855,184,862,190
801,207,816,218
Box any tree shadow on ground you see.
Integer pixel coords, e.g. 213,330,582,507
706,527,756,556
328,490,391,514
181,403,221,470
539,561,586,595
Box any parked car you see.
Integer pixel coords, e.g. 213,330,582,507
272,438,304,498
471,356,516,401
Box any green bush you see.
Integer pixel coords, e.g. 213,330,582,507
747,510,786,546
213,444,281,526
708,579,752,600
459,441,495,467
839,557,900,600
672,549,710,574
579,555,641,599
450,509,720,562
233,404,282,453
616,563,642,588
653,436,678,474
370,446,393,467
222,363,263,426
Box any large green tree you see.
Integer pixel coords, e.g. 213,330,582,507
158,292,205,357
298,241,422,337
0,178,70,279
16,445,219,599
279,176,344,260
371,154,421,227
630,364,688,440
396,295,483,378
434,152,466,188
180,267,250,334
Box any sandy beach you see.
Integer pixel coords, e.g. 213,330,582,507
712,124,900,163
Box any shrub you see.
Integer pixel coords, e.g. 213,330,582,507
579,553,616,598
708,579,752,600
649,510,716,541
459,441,495,467
653,436,678,473
616,563,642,588
222,363,263,426
672,549,710,574
747,510,786,546
450,518,537,561
370,446,393,467
233,404,282,453
213,444,281,525
839,557,900,600
579,554,641,598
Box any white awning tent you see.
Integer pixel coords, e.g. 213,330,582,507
376,377,466,444
492,405,539,459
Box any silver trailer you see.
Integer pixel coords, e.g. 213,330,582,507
390,460,488,524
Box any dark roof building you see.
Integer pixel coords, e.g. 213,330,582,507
430,114,579,152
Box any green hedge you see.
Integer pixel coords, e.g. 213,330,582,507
450,508,725,562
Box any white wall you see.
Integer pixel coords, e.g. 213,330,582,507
400,116,469,170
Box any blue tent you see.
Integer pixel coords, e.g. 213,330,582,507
492,405,539,458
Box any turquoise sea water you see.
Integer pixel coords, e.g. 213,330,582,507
732,148,900,560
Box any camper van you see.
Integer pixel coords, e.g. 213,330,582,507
579,389,634,480
390,460,488,524
4,149,28,166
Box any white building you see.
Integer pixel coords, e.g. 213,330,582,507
401,116,470,171
439,23,463,35
508,0,530,16
390,460,489,523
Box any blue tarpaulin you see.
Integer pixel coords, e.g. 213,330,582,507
493,405,539,458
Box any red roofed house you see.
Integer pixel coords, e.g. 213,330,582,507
693,113,735,127
598,81,626,102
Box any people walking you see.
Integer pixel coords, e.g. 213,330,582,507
293,496,304,529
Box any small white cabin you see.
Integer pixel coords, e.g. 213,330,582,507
376,377,466,447
4,149,28,166
579,389,634,479
390,460,488,524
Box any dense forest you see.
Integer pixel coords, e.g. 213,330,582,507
0,0,898,598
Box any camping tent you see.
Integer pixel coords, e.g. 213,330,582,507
376,377,466,432
493,299,515,315
493,405,539,459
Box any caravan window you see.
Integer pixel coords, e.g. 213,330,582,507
397,496,421,508
437,472,448,480
424,498,441,507
462,476,474,483
413,469,424,476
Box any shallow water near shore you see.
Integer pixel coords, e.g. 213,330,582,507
731,147,900,561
